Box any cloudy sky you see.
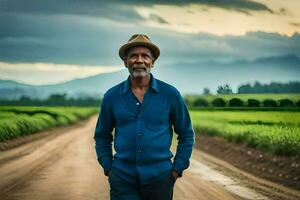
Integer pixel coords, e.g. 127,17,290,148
0,0,299,85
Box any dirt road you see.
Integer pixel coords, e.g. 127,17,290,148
0,116,299,200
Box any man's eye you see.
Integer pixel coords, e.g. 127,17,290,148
129,55,137,59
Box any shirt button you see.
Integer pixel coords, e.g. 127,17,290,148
138,149,142,153
136,102,140,105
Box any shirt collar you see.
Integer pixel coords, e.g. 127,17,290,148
121,73,160,95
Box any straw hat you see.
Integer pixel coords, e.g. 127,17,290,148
119,34,160,60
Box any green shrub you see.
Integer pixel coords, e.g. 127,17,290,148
229,98,244,107
212,98,226,107
297,99,300,107
279,99,294,107
193,98,209,107
263,99,277,107
247,99,260,107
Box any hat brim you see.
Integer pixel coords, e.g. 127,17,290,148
119,42,160,61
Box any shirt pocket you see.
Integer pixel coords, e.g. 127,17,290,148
144,108,170,131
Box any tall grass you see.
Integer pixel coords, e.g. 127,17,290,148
0,106,98,142
191,110,300,155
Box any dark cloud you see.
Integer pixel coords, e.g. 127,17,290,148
277,7,292,16
0,0,274,19
231,8,252,16
222,32,300,59
0,12,135,65
149,14,169,24
115,0,274,13
0,0,143,22
0,9,299,66
0,0,297,66
199,0,273,13
290,22,300,28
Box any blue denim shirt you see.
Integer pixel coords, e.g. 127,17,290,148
94,73,194,185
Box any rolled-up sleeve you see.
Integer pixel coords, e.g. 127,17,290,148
170,90,195,177
94,93,115,175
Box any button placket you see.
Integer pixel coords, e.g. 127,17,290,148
136,102,142,167
134,93,146,168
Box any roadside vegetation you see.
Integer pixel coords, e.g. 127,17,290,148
191,110,300,156
0,106,98,142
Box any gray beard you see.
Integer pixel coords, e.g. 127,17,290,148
128,68,150,78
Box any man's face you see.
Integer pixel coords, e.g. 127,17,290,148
124,46,154,78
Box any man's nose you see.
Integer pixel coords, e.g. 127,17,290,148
135,55,143,63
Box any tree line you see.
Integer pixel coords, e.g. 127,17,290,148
202,81,300,95
0,94,101,106
238,81,300,94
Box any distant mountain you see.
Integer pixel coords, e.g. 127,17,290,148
0,79,34,88
234,54,300,69
0,80,42,100
0,70,129,99
153,54,300,94
38,70,129,96
1,54,299,99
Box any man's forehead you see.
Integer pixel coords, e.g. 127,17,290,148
127,46,152,54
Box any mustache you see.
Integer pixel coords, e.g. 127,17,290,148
132,65,147,70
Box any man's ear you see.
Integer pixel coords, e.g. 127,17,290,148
124,59,128,68
151,60,155,68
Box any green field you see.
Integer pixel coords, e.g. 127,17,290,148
2,105,300,156
0,106,98,142
191,110,300,156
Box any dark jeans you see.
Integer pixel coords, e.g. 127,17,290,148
108,170,175,200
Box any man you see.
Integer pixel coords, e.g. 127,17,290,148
94,34,195,200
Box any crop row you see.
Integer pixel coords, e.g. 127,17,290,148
191,110,300,156
0,106,98,142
